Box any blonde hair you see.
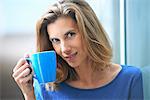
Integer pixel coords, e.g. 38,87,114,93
36,0,112,89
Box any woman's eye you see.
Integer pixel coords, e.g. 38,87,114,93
67,32,76,38
51,38,60,44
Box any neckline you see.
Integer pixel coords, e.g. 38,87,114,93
61,65,124,91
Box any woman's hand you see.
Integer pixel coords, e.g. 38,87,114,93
12,54,35,100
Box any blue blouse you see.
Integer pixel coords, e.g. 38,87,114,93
33,65,143,100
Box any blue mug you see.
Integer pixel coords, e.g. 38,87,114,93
26,51,56,84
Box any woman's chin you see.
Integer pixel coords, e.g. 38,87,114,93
67,62,78,68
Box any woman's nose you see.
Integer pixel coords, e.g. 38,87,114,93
60,42,71,54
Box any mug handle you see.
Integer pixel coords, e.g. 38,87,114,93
26,58,31,64
25,58,37,79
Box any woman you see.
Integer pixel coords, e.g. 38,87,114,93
12,0,143,100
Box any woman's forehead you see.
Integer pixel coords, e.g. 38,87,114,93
47,16,78,37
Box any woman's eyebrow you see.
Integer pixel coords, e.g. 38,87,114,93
64,31,70,36
64,29,75,36
49,29,76,39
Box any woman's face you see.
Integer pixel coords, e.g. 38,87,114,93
47,16,88,68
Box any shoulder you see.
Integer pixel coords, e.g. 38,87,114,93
121,65,142,73
115,65,143,89
120,65,142,78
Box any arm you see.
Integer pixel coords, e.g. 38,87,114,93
129,69,144,100
24,88,35,100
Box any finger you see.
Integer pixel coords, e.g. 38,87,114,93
13,63,30,78
28,67,32,74
24,73,33,83
19,73,33,85
22,68,32,78
14,68,31,85
13,58,26,73
15,67,31,80
13,67,31,79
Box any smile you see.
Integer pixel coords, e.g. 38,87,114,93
65,52,78,61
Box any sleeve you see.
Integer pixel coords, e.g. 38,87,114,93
129,69,144,100
33,78,44,100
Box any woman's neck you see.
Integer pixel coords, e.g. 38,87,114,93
67,63,121,89
71,59,110,85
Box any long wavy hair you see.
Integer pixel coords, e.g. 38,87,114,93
36,0,112,88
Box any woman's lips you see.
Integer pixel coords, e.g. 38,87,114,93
65,52,77,61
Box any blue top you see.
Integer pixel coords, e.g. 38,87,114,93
33,65,143,100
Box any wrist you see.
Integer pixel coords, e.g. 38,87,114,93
24,89,35,100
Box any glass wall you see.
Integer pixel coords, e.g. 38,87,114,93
126,0,150,67
126,0,150,99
